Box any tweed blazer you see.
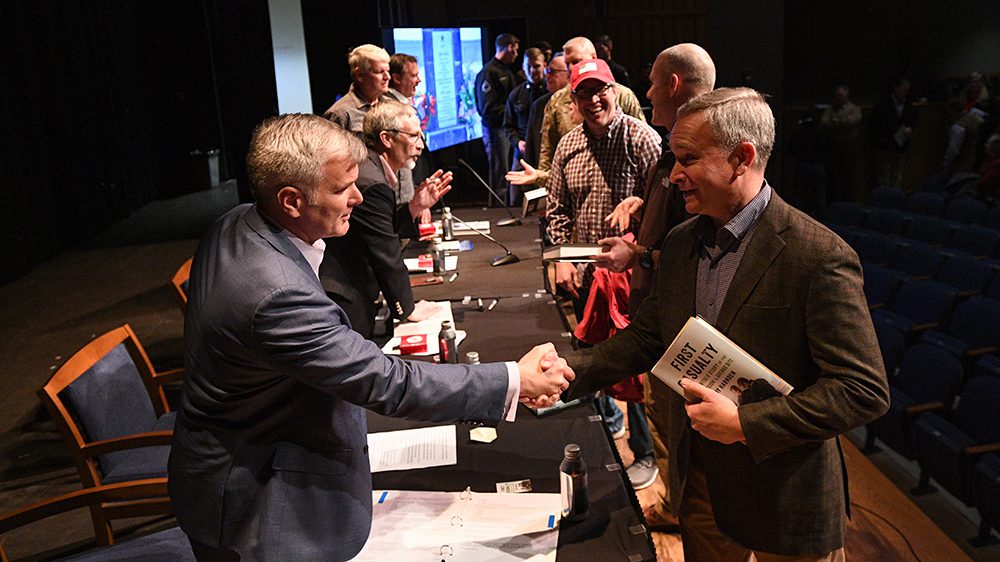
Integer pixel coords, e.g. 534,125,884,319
566,192,889,555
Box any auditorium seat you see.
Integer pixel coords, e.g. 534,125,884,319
868,185,906,209
865,343,964,458
823,201,866,228
864,208,908,235
920,296,1000,359
904,216,955,246
873,313,906,377
890,240,947,278
947,225,1000,258
863,263,909,310
943,196,989,225
985,206,1000,230
912,376,1000,506
851,231,898,266
903,191,946,217
870,279,958,336
935,256,997,297
971,453,1000,546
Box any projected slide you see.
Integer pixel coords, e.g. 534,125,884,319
391,28,484,152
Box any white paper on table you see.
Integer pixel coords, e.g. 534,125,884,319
367,426,457,473
404,254,458,272
349,490,560,561
381,301,467,356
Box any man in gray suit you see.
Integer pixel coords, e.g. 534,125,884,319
168,114,573,561
563,88,888,560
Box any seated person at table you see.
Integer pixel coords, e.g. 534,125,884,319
168,113,574,560
321,100,452,341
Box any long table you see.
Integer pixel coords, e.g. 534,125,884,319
369,208,655,561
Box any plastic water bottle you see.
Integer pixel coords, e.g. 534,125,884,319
442,206,455,241
438,320,458,364
560,444,589,521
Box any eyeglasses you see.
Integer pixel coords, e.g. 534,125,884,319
572,83,613,99
545,67,568,75
389,129,424,143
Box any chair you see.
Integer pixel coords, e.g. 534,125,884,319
904,216,955,246
850,231,898,266
922,173,949,194
171,257,192,312
862,263,908,310
38,324,180,545
870,279,958,336
911,376,1000,505
0,479,193,561
943,196,989,225
935,256,996,297
985,206,1000,230
920,295,1000,359
903,191,946,217
971,453,1000,545
863,208,908,235
890,240,946,278
947,225,1000,257
865,343,963,458
872,313,906,377
822,201,866,228
868,185,906,209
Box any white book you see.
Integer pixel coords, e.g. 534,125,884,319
542,244,603,262
651,316,793,405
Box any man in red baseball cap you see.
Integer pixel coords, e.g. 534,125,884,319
569,58,619,137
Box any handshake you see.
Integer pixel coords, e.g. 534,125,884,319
516,343,576,408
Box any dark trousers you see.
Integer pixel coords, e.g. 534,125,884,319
482,124,511,206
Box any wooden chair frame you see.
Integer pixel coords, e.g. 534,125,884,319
37,324,181,545
0,479,171,561
171,257,192,312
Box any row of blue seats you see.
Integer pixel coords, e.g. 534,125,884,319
866,324,1000,545
866,185,1000,226
830,214,1000,259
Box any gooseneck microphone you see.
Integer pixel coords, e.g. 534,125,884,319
451,213,520,267
456,158,522,226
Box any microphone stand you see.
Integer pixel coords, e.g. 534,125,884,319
451,213,520,266
456,158,522,226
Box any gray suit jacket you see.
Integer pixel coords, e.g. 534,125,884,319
566,193,889,555
168,204,509,560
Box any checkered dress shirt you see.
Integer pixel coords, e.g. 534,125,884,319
546,109,661,287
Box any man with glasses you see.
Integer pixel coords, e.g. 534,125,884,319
523,53,569,169
321,100,452,341
545,59,661,485
506,36,646,190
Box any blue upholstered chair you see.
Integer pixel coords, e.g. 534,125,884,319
870,279,958,337
0,479,193,561
862,263,909,310
947,225,1000,258
38,324,180,545
868,185,906,209
904,216,955,246
865,343,963,458
890,240,947,278
920,295,1000,359
822,201,866,228
943,196,989,225
935,256,997,297
903,191,946,217
971,453,1000,546
912,376,1000,507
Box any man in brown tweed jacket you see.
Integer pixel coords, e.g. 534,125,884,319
564,87,889,561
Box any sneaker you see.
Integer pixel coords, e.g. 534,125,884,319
610,425,626,440
627,457,659,490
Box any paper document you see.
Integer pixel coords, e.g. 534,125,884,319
381,301,468,356
404,254,458,272
367,426,457,473
350,490,560,561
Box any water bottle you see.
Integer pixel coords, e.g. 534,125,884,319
438,320,458,364
465,351,480,364
430,237,446,275
442,206,455,241
560,444,589,521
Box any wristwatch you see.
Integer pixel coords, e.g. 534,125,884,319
638,246,655,270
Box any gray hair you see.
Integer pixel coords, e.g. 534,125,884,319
658,43,716,94
562,37,596,63
348,44,390,76
677,87,775,170
362,100,416,151
247,114,366,205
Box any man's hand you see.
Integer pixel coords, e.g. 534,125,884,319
554,262,581,299
409,170,453,218
517,344,575,401
605,196,644,232
681,379,746,444
518,140,527,155
506,159,539,186
407,300,441,322
593,237,639,273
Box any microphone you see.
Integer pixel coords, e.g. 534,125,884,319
451,213,520,267
457,158,522,226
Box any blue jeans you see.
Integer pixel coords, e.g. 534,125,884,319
594,397,654,460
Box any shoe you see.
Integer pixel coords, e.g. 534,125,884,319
642,502,680,533
627,457,659,490
610,425,626,440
